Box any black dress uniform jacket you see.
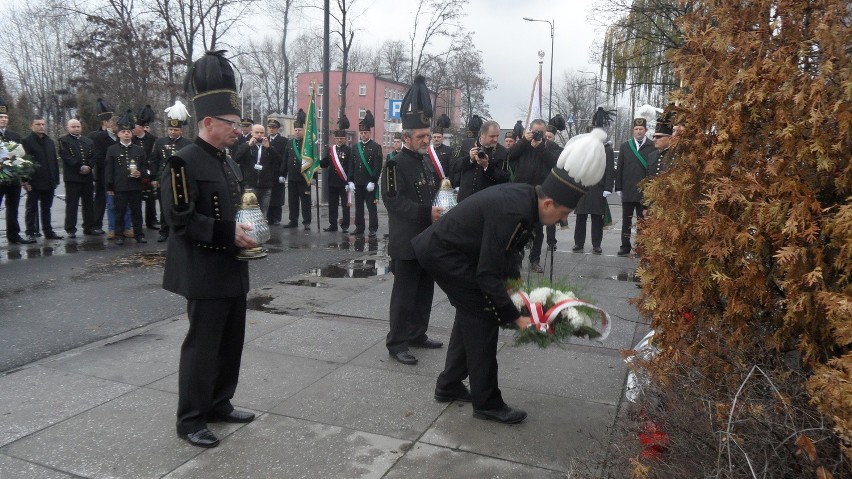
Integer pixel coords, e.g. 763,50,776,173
104,142,148,192
381,146,439,260
21,133,59,190
281,137,306,183
234,143,282,189
575,143,615,216
152,136,192,181
89,129,117,184
0,129,21,142
454,139,510,202
161,138,249,299
320,144,352,188
58,134,95,183
506,137,559,186
351,139,382,185
432,143,454,180
412,183,538,324
614,137,656,203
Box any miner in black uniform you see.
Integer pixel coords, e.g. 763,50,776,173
281,109,312,229
132,105,160,230
105,111,148,245
58,118,96,238
503,130,517,150
572,129,615,255
0,98,35,244
319,119,352,232
351,110,382,237
162,51,257,449
234,123,281,216
648,110,677,177
88,98,115,235
614,117,656,256
386,132,402,163
451,115,482,187
506,118,560,272
430,114,453,180
152,101,193,243
381,75,444,365
266,118,287,225
411,135,606,423
454,119,509,202
22,117,62,241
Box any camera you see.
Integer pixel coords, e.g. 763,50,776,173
531,131,543,142
476,147,487,159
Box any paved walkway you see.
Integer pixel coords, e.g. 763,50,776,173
0,199,647,478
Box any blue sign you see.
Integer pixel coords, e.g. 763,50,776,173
389,99,402,119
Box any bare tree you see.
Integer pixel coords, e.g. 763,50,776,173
408,0,467,78
445,45,492,122
327,0,369,121
267,0,298,115
238,36,291,116
346,44,380,74
376,40,409,82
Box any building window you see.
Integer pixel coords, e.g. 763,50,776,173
308,84,314,95
359,108,366,120
359,84,367,96
318,84,324,96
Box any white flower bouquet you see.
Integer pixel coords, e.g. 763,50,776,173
0,141,37,184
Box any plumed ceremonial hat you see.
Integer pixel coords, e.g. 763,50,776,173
294,109,306,128
135,105,155,126
546,114,566,134
466,114,483,138
541,128,608,209
358,110,374,131
433,113,451,134
116,110,135,131
400,75,432,130
95,98,114,121
655,109,676,136
184,50,241,120
0,96,8,115
334,114,350,137
513,120,524,139
164,100,191,128
591,107,615,128
632,117,647,128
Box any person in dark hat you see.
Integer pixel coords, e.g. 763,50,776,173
281,109,312,229
319,120,352,232
21,116,62,241
386,132,402,162
105,111,148,245
453,119,509,202
503,130,517,149
58,118,96,238
572,128,615,254
234,118,253,147
430,114,453,180
649,109,677,176
381,75,444,366
411,134,606,424
152,101,193,242
614,117,656,256
266,118,287,225
161,51,258,449
87,98,116,236
0,97,36,244
132,105,160,230
350,110,382,237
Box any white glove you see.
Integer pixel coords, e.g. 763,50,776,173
616,191,622,198
603,191,611,198
366,182,375,192
347,182,355,192
278,176,285,184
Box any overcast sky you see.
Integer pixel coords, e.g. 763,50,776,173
284,0,609,127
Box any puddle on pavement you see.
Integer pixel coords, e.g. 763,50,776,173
246,294,275,311
310,258,390,278
280,279,328,288
325,238,383,252
0,239,111,263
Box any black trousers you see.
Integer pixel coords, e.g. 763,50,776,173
64,181,95,233
287,180,311,225
177,296,247,435
0,183,22,239
267,182,284,224
529,224,556,264
621,201,645,250
113,190,144,236
159,199,170,239
574,213,604,248
327,186,350,229
144,189,158,227
25,188,55,235
387,258,434,353
353,185,378,233
93,180,106,229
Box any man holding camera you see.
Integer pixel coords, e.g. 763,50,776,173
506,119,560,273
235,124,282,217
454,120,509,202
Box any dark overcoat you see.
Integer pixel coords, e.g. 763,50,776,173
381,146,439,260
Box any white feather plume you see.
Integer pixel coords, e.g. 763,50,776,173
636,103,663,121
555,128,607,186
164,100,191,122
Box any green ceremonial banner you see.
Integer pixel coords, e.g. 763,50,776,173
300,88,320,183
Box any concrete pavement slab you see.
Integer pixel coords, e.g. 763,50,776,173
498,344,627,406
163,414,407,479
2,388,245,479
271,365,448,441
315,278,393,320
145,310,300,344
0,454,78,478
0,366,135,447
349,332,454,378
383,442,570,479
249,318,385,363
420,387,616,474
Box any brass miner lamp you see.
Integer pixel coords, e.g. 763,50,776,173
234,188,271,260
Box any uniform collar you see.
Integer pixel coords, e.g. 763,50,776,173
194,136,227,161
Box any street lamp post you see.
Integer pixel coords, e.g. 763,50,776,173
523,17,554,120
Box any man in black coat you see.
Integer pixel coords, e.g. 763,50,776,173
21,117,62,241
430,128,453,181
105,113,148,245
614,117,656,256
266,119,287,225
281,111,312,229
132,110,159,230
234,123,282,217
58,118,97,238
319,128,352,232
573,138,615,254
350,111,382,237
411,168,587,424
88,106,116,235
386,132,402,163
0,101,35,244
161,51,257,449
381,76,444,366
151,114,192,243
454,120,509,202
506,119,560,272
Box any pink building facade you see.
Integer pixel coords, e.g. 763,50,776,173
296,71,461,155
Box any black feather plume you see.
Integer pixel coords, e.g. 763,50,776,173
549,114,566,132
296,108,306,125
338,114,350,130
362,110,375,129
184,50,239,96
96,98,114,115
513,120,524,138
116,109,135,129
137,104,156,124
401,75,432,118
467,115,483,133
435,114,451,129
591,107,615,128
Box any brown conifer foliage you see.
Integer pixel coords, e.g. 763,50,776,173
632,0,851,473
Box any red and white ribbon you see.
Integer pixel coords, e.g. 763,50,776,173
428,145,445,180
330,145,348,182
517,292,611,340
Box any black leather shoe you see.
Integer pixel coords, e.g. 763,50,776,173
66,232,77,239
303,224,311,231
136,235,147,243
530,262,544,273
209,409,255,423
593,246,603,255
9,235,36,244
44,231,64,240
571,244,584,252
147,224,160,230
323,226,337,232
341,227,349,233
179,428,220,448
157,233,168,242
283,222,298,228
351,229,365,236
617,248,631,257
116,236,125,245
85,228,105,235
434,386,472,403
389,351,418,365
368,231,377,238
411,338,443,349
473,405,527,424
